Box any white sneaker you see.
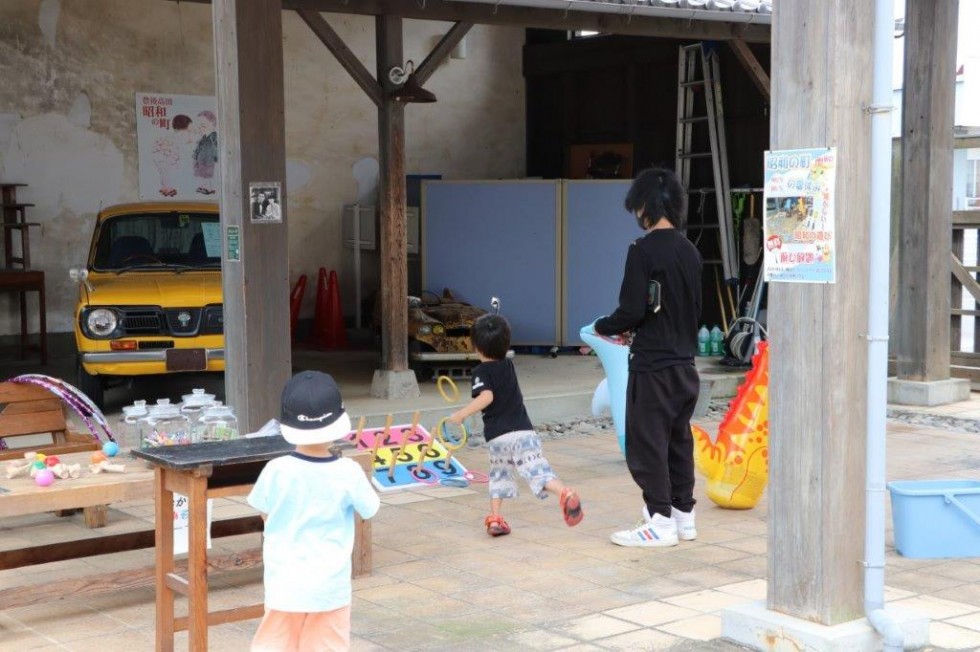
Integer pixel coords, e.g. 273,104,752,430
610,513,678,547
671,507,697,541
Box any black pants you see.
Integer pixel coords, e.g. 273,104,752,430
624,363,700,519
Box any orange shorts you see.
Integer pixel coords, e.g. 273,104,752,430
250,606,351,652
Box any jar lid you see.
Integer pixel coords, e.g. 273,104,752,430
123,402,149,417
202,404,235,418
147,399,182,418
181,388,216,407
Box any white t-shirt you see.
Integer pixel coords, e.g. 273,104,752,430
248,452,380,612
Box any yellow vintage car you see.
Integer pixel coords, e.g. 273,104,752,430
71,202,223,407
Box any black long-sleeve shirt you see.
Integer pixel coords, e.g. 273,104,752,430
594,228,702,371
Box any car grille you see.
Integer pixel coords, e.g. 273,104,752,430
138,340,174,350
120,310,164,334
117,305,223,337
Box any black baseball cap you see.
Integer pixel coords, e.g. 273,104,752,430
279,371,352,445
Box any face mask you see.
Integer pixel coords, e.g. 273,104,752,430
635,211,646,230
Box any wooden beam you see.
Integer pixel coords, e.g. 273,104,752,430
0,516,263,571
0,549,263,611
955,135,980,150
296,9,384,106
171,0,771,42
768,0,872,625
895,0,959,382
377,15,410,376
728,38,770,101
415,21,473,86
953,210,980,228
213,0,292,431
951,252,980,304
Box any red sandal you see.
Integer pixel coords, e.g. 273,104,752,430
484,514,511,537
560,488,584,527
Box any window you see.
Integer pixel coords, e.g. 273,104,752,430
967,149,980,209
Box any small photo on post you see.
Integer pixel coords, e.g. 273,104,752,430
249,182,283,223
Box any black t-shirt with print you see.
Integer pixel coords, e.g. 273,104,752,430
470,359,534,442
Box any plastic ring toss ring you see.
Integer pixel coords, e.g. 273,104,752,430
463,470,490,484
437,375,459,403
434,417,468,451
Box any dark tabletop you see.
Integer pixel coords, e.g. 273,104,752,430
131,436,296,471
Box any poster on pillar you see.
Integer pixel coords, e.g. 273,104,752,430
135,93,219,201
762,147,837,284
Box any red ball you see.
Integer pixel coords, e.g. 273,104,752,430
44,455,61,467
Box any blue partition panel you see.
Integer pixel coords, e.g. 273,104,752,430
563,180,637,346
422,181,560,345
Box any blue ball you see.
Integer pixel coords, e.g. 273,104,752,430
103,441,120,457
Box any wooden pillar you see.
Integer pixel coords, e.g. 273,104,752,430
213,0,291,431
375,15,410,376
895,0,960,381
768,0,873,624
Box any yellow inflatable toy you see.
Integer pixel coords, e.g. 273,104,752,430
692,341,769,509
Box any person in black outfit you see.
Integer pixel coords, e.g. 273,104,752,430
449,314,583,537
593,167,703,548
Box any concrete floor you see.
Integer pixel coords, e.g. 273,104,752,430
6,337,980,650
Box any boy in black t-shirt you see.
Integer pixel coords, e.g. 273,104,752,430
449,314,583,537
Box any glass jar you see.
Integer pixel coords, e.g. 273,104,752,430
196,402,240,443
119,400,148,450
139,399,193,448
180,388,217,420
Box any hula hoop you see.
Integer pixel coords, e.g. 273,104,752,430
463,470,490,483
434,418,467,451
436,375,459,403
10,375,114,442
18,374,113,440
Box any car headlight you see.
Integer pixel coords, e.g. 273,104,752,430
86,308,118,338
432,324,445,335
418,324,432,336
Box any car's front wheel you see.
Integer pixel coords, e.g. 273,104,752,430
76,359,105,409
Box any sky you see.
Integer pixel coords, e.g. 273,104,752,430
892,0,980,129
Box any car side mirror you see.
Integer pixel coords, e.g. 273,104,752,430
69,266,94,292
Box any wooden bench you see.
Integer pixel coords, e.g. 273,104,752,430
0,382,97,462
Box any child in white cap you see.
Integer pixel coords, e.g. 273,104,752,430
248,371,380,651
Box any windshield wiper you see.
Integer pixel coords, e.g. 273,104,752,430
114,262,195,275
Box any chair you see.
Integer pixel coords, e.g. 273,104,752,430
109,235,154,267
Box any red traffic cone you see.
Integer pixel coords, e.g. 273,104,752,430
311,268,329,347
323,270,348,349
289,274,307,341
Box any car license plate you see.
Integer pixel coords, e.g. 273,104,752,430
166,348,207,372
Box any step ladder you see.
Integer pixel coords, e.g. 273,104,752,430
675,43,738,284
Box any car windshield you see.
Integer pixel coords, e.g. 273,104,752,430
91,211,221,272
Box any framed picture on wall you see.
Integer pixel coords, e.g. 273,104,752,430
249,182,283,224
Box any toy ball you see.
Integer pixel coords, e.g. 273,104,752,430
35,469,55,487
32,460,46,471
35,453,47,462
44,455,61,467
90,451,108,464
103,441,120,457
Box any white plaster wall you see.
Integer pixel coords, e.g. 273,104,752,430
0,1,526,336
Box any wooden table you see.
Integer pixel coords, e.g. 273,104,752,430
133,437,372,652
0,450,152,527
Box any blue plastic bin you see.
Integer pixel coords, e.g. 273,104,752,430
888,480,980,558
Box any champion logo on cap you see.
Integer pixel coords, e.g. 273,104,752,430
297,412,333,423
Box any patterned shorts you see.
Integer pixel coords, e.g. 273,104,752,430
487,430,557,500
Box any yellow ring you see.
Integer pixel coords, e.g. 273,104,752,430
434,417,467,451
437,375,459,403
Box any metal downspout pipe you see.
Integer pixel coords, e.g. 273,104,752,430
866,0,902,649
